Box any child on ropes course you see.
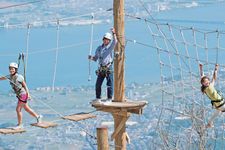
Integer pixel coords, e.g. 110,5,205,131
199,63,225,128
0,62,42,129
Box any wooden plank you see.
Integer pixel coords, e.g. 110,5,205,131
31,121,57,128
0,128,25,134
92,101,147,109
92,101,147,115
62,113,96,121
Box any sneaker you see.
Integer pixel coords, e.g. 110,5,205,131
106,98,112,102
37,115,43,123
102,98,112,105
91,98,102,104
12,124,23,130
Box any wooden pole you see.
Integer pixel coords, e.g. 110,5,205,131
113,0,125,102
113,0,126,150
97,126,109,150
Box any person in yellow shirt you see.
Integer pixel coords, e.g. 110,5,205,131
199,63,225,128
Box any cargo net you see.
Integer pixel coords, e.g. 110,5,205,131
146,21,225,149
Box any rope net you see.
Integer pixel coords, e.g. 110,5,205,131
146,20,225,149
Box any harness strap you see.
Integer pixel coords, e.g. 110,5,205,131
211,98,225,109
211,99,223,102
100,61,113,67
216,101,225,108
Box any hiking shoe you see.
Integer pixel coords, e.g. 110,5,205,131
37,115,43,123
13,124,23,130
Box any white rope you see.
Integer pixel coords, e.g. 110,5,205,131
0,39,101,57
52,20,60,92
25,23,31,76
169,25,186,116
204,33,210,74
157,24,176,133
88,13,94,82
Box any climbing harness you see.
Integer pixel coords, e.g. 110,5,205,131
95,62,113,77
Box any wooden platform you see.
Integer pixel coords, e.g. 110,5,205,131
92,100,147,115
31,121,57,128
62,113,96,121
0,128,25,134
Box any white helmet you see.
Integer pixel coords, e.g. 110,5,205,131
9,62,18,69
103,32,112,40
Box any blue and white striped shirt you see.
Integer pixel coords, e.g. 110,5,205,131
94,36,117,66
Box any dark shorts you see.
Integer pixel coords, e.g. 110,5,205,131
17,93,28,103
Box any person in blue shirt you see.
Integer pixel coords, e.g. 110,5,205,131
88,28,117,102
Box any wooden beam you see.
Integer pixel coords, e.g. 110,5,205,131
128,108,143,115
111,115,129,140
113,114,127,150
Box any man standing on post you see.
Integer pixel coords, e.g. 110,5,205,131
88,28,117,102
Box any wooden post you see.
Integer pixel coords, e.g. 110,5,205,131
113,0,126,150
97,126,109,150
113,0,125,102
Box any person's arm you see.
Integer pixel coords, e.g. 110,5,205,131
0,76,7,81
108,28,117,50
111,27,117,43
88,46,100,62
212,64,219,86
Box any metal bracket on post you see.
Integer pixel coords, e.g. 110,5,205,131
114,51,120,58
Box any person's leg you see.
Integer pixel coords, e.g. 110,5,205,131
16,101,24,125
95,75,105,99
106,72,113,99
207,109,222,128
23,103,39,118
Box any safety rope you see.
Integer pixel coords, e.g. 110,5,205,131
52,20,60,92
0,0,46,9
17,53,26,82
25,23,31,80
88,13,94,82
0,39,101,57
